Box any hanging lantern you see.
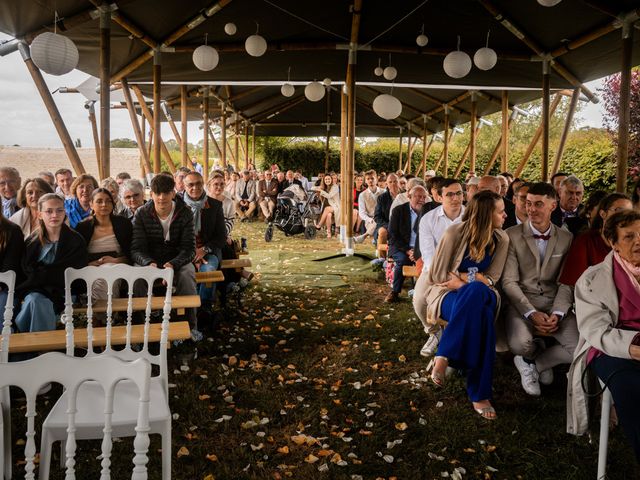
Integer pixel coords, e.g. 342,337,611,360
224,22,237,35
537,0,562,6
372,94,402,120
245,34,267,57
304,81,325,102
473,47,497,71
383,66,397,81
416,34,429,47
31,32,79,76
281,83,295,97
443,36,471,78
322,78,332,87
374,66,383,76
192,45,219,71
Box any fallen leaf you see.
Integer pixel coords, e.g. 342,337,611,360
205,453,218,462
177,446,190,458
305,454,319,464
395,422,408,431
199,394,211,401
277,446,290,454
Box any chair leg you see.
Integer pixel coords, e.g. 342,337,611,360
2,392,12,480
161,427,171,480
597,385,612,480
38,431,53,480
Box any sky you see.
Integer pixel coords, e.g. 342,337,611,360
0,32,608,149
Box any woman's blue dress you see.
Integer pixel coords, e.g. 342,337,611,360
438,248,496,402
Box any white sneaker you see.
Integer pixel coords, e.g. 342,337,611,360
514,355,541,396
353,234,366,244
539,368,554,386
420,329,442,357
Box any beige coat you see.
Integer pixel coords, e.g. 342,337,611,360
9,207,35,238
567,251,637,436
419,221,510,325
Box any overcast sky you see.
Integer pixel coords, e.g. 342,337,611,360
0,32,607,148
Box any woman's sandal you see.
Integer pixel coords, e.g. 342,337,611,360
430,356,448,387
473,405,497,421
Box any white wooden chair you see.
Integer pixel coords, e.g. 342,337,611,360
0,352,151,480
0,270,17,480
597,380,613,480
39,265,173,480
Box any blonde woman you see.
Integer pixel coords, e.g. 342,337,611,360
313,173,340,238
9,177,53,237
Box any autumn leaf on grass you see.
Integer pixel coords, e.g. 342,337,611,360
203,475,215,480
305,454,320,464
395,422,408,431
205,453,218,462
177,446,190,458
277,446,290,454
199,394,210,401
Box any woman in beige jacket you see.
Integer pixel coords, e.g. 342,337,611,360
420,191,509,419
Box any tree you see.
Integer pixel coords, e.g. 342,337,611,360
110,138,137,148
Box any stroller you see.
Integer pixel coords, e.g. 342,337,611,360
265,185,323,242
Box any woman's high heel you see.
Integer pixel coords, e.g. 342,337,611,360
430,356,448,387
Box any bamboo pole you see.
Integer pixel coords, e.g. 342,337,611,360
617,21,633,193
163,103,182,146
541,60,551,182
220,104,227,168
19,44,86,175
234,119,240,170
551,88,580,176
398,128,404,172
406,123,413,173
121,79,153,175
501,90,509,172
423,136,435,175
470,93,478,174
340,87,347,223
420,116,428,177
87,102,101,171
434,129,455,173
203,92,210,182
442,107,450,176
453,125,481,179
250,95,306,123
208,126,223,158
484,112,518,175
514,94,562,177
244,123,250,168
325,89,331,172
404,134,419,173
139,114,148,177
252,124,256,168
99,7,110,180
153,51,162,173
181,86,188,167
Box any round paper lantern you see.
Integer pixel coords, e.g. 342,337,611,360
473,47,497,71
31,32,79,76
443,50,472,78
192,45,219,71
537,0,562,5
322,78,332,87
416,34,429,47
224,22,237,35
372,94,402,120
245,34,267,57
281,83,295,97
374,66,384,76
383,66,397,81
304,81,325,102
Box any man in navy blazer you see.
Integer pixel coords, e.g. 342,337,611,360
385,185,428,303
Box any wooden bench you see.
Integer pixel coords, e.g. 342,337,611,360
220,258,252,271
74,295,201,316
6,321,191,353
402,265,420,278
195,270,225,287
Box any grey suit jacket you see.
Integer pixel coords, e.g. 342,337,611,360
235,179,257,203
501,221,573,316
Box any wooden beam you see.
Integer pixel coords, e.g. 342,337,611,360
24,7,97,43
203,92,210,182
20,45,85,175
234,119,240,170
398,128,404,171
153,52,162,174
244,123,250,168
405,124,413,173
551,88,579,176
484,112,518,176
181,85,188,167
220,104,227,168
208,126,223,158
542,60,551,182
420,116,428,177
443,108,450,176
340,87,347,220
250,95,306,123
251,124,256,167
617,21,634,192
87,102,101,173
227,85,266,103
470,93,478,173
501,91,509,172
325,89,331,171
121,79,153,176
112,0,234,82
99,7,110,180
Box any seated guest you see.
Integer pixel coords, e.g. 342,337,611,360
568,209,640,464
550,171,568,197
225,171,238,200
120,179,146,220
54,168,74,199
384,185,427,303
10,177,53,238
502,182,578,396
190,156,204,175
374,173,400,246
559,193,632,287
207,173,235,239
422,176,445,215
551,175,586,235
465,176,479,203
377,174,387,191
15,193,87,332
130,174,196,331
422,191,509,419
497,175,509,197
276,171,287,194
580,190,608,232
503,182,532,229
354,170,381,244
235,170,257,222
283,170,302,189
0,166,21,218
64,174,99,229
313,174,340,238
0,211,25,313
479,175,516,222
115,171,131,187
389,177,427,222
174,166,191,195
38,171,56,190
183,172,226,317
258,170,278,221
100,177,126,216
632,180,640,211
505,177,524,202
353,173,366,233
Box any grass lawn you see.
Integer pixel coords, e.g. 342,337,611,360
11,220,639,479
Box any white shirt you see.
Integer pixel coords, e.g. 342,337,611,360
419,204,465,272
530,222,551,262
358,187,381,223
158,202,176,241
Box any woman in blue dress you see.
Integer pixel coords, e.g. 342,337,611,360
422,190,509,420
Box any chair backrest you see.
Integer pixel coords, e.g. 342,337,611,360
63,264,173,390
0,270,16,363
0,352,151,480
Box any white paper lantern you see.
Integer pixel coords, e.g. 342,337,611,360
537,0,562,6
322,78,332,87
383,66,397,81
245,34,267,57
304,81,325,102
473,47,497,70
192,45,219,71
372,94,402,120
374,66,384,76
31,32,79,76
224,22,237,35
281,83,295,97
443,50,472,78
416,34,429,47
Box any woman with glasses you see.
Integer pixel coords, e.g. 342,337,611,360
64,174,99,228
559,192,632,287
207,172,235,240
14,193,87,332
120,179,146,220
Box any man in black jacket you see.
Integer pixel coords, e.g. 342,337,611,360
374,173,400,246
131,174,197,329
183,171,226,317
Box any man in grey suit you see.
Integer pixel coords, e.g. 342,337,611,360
235,169,257,222
501,182,578,396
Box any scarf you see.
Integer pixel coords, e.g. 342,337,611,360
613,250,640,296
64,197,91,229
183,192,207,234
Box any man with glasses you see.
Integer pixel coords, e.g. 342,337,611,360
504,182,532,229
120,179,146,220
258,170,278,221
0,166,21,218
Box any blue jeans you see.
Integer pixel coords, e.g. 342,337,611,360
198,253,221,306
390,250,413,293
15,292,57,333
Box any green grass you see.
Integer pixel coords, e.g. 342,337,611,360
10,221,639,480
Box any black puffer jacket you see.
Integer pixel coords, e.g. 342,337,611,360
131,197,195,269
